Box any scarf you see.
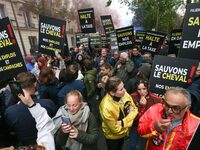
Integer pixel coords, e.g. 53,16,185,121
52,102,90,150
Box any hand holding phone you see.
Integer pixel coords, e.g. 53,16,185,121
61,116,71,125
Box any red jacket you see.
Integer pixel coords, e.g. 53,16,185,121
131,92,162,122
137,103,200,150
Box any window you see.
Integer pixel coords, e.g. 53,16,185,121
71,37,75,46
23,11,31,27
0,4,5,19
28,36,37,50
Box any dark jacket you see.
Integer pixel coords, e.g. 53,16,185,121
57,80,87,107
38,78,60,109
4,98,57,146
187,78,200,117
55,112,99,150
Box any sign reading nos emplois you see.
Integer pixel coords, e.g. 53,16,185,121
116,26,134,51
0,17,26,81
39,15,66,56
178,3,200,60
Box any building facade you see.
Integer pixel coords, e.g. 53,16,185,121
0,0,77,56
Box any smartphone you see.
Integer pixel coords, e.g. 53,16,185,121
61,116,71,125
9,80,24,97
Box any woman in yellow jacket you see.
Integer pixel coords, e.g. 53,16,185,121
99,76,138,150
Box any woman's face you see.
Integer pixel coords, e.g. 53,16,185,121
78,55,83,61
137,83,148,97
66,95,82,115
113,82,125,98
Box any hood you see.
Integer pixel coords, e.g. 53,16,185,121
84,68,97,76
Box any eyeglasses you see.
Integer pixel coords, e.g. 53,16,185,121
163,100,189,114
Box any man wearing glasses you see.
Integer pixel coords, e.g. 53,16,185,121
137,87,200,150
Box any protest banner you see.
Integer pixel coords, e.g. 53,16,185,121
101,15,115,40
76,32,85,47
0,17,26,81
62,34,69,56
78,8,96,33
101,34,109,48
89,32,102,48
79,35,89,48
116,26,134,51
141,31,166,53
149,55,198,97
135,30,145,44
168,29,182,56
39,15,66,56
110,32,118,52
178,3,200,60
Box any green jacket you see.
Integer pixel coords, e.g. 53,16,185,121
83,68,97,98
55,112,99,150
114,60,134,84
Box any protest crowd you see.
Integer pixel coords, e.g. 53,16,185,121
1,3,200,150
0,42,200,150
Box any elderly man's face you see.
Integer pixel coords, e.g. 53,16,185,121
119,55,126,64
163,92,190,121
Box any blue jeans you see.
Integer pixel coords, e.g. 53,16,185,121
129,129,146,150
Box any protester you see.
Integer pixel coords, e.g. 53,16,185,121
94,48,114,69
38,67,60,108
130,46,143,68
111,50,120,67
125,63,151,94
129,79,162,150
187,78,200,117
57,64,87,107
99,76,138,150
83,59,97,99
18,88,55,150
96,63,113,100
113,52,134,86
137,87,200,150
4,72,57,146
53,90,98,150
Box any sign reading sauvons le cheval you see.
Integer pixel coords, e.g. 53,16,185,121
0,17,26,81
78,8,96,33
178,3,200,60
149,55,198,97
39,15,66,56
116,26,134,51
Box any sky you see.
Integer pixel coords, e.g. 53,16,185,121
109,0,134,27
